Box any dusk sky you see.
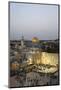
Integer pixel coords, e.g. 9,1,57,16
10,3,58,40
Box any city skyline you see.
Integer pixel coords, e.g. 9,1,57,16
10,3,59,40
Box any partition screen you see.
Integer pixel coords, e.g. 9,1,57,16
9,2,60,88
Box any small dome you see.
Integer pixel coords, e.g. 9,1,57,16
11,61,19,70
32,37,39,43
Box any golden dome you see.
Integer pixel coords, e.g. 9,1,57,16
32,37,39,43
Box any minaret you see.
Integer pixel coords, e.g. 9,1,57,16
21,34,24,48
